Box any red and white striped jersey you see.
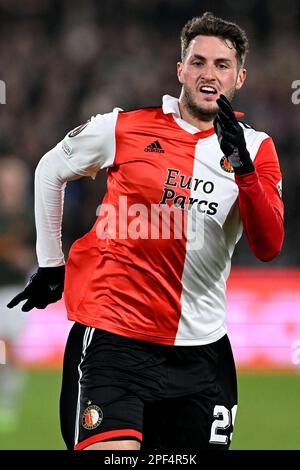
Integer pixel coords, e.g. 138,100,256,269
58,95,283,346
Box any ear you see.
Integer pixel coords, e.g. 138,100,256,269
235,67,247,91
177,61,184,84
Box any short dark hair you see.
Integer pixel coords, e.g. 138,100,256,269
180,12,249,68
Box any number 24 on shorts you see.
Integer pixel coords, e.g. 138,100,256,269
209,404,238,445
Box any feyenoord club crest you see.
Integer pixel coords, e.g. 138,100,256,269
220,155,234,173
82,404,103,430
68,121,89,138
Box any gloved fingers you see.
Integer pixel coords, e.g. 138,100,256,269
21,299,36,312
214,116,235,155
220,129,238,146
218,93,235,110
214,113,234,135
34,301,49,309
217,110,237,133
213,114,220,128
217,95,237,122
221,140,235,157
214,114,229,137
213,116,223,138
7,290,28,309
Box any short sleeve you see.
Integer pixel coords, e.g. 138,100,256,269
55,108,120,179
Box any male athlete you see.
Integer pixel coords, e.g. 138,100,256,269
8,13,284,450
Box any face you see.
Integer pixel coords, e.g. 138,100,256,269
177,35,246,121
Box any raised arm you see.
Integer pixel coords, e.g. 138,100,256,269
214,94,284,261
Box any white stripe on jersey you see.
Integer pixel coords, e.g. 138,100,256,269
175,130,268,345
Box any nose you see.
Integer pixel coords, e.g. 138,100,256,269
200,63,216,81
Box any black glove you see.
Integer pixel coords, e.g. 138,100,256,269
213,94,254,175
7,266,65,312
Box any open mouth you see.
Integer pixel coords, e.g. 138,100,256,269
199,85,218,95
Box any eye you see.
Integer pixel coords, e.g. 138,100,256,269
193,61,203,66
218,63,229,69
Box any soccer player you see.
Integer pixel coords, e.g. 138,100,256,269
7,12,284,450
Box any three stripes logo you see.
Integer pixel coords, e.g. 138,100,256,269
144,140,165,153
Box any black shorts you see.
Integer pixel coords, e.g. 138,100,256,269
60,323,237,451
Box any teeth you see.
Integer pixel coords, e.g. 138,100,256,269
200,86,216,93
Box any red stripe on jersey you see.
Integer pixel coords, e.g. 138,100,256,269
235,137,284,261
253,137,283,219
64,108,199,344
75,429,143,450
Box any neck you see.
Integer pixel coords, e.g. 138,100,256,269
178,94,215,132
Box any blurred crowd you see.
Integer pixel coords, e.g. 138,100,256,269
1,0,300,279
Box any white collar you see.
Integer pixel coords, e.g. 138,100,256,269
162,94,182,118
162,95,204,135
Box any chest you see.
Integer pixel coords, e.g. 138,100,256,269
109,128,238,225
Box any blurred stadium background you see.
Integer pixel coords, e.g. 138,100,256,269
1,0,300,450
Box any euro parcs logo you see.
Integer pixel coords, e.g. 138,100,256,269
0,80,6,104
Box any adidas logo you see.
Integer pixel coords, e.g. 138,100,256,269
144,140,165,153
